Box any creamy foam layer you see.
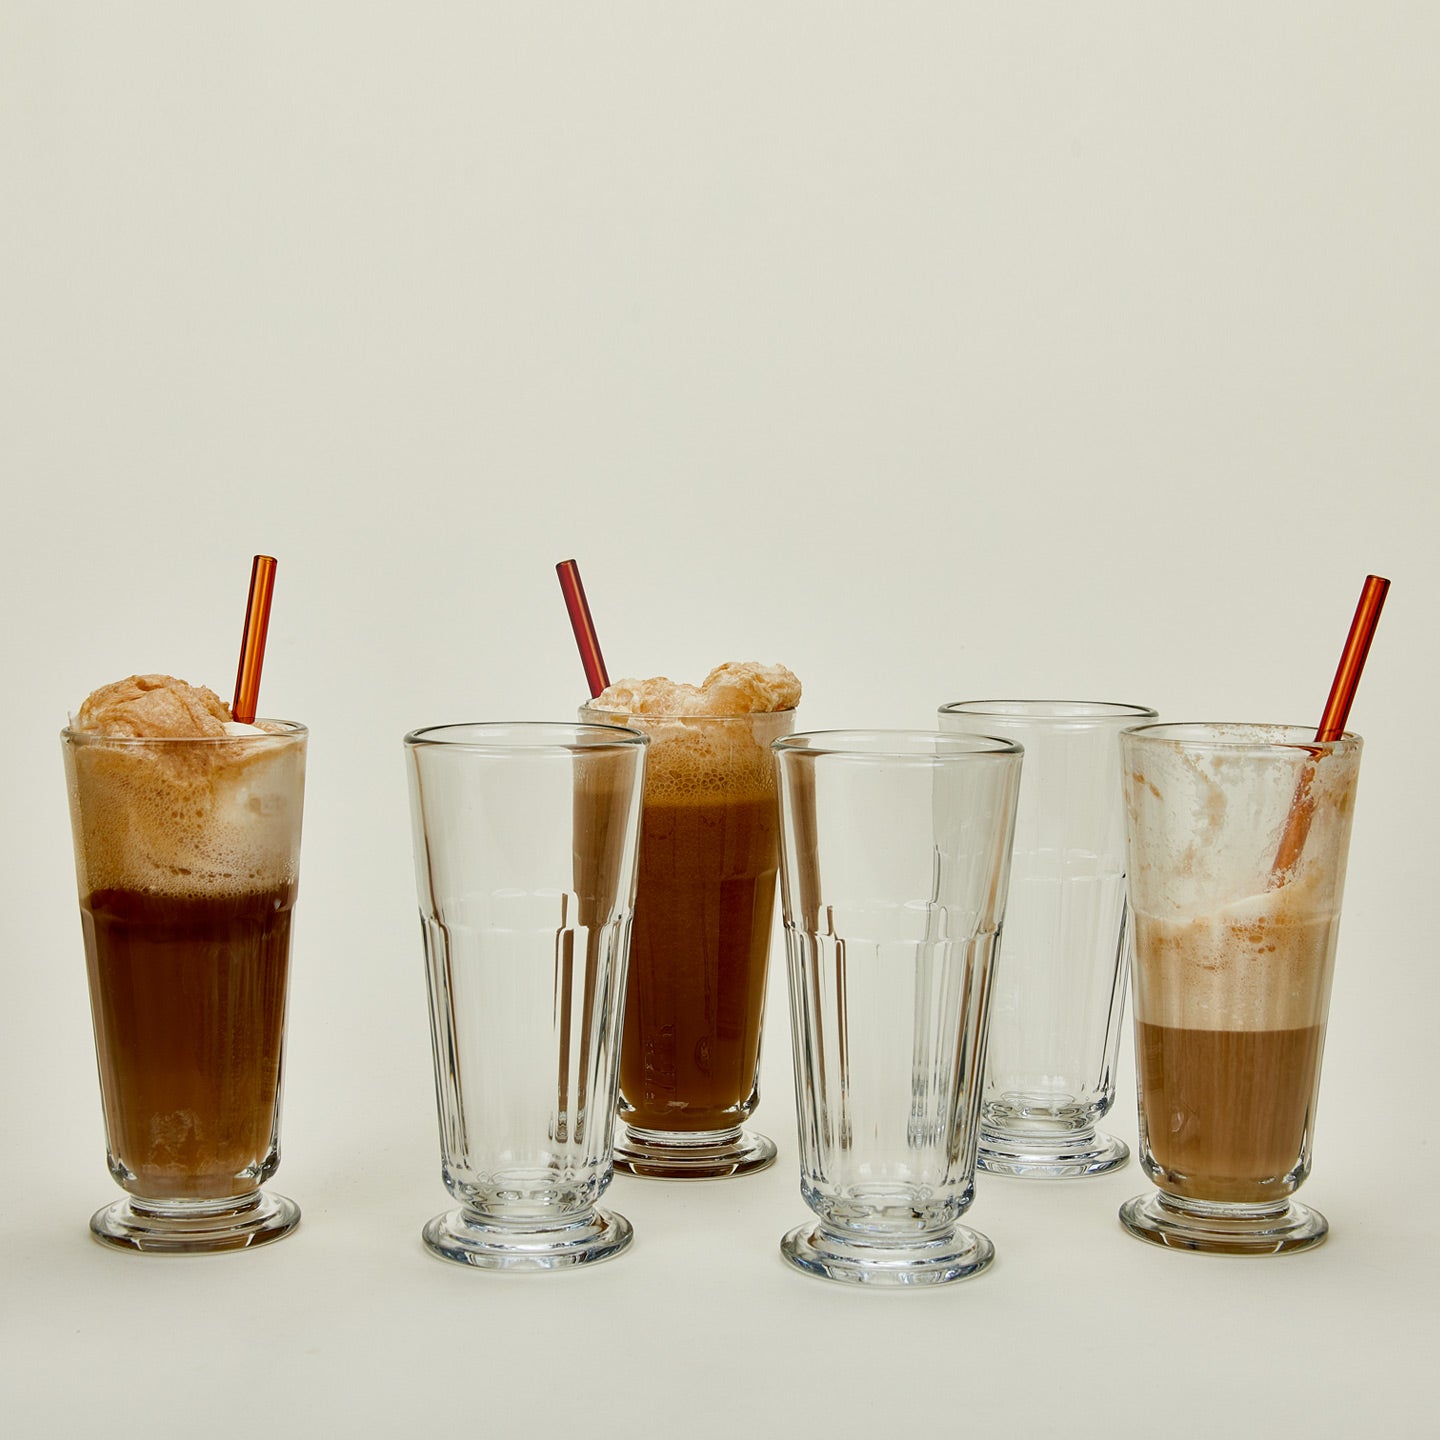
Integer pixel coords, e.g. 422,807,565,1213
1132,880,1340,1032
67,675,304,899
585,662,799,804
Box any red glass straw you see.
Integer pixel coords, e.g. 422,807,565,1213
556,559,610,699
231,555,277,724
1271,574,1389,880
1313,574,1390,743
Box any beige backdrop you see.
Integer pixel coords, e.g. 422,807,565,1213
2,4,1434,1436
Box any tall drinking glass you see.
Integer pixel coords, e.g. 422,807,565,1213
1119,723,1362,1255
579,704,795,1179
773,731,1023,1286
939,700,1156,1177
405,722,647,1269
63,722,307,1254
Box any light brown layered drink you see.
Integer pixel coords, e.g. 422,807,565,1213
583,662,799,1178
1132,884,1338,1203
64,674,306,1251
1120,722,1360,1254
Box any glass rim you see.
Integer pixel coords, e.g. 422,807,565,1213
405,720,649,753
940,699,1158,721
579,703,797,724
62,718,307,745
773,728,1023,761
1120,721,1360,756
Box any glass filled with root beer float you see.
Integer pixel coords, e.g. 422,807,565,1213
63,674,306,1253
583,662,798,1179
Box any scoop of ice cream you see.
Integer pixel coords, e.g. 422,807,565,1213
75,674,232,738
592,661,800,717
585,662,799,804
699,661,801,714
65,677,303,898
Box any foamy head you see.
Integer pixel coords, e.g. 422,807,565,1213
65,676,305,898
1122,723,1360,1032
589,662,800,718
583,662,799,803
1132,879,1341,1031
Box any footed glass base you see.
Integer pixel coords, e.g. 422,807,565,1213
978,1125,1130,1179
613,1124,776,1180
780,1220,994,1288
422,1206,632,1271
1119,1190,1328,1256
90,1189,299,1255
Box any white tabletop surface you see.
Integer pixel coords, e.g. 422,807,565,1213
3,6,1436,1437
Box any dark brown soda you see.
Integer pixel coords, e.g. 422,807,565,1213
619,791,777,1132
81,884,295,1200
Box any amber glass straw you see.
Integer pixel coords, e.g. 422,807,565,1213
1312,575,1390,744
1271,574,1389,880
231,555,277,725
556,559,610,699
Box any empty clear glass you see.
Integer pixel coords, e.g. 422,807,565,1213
773,731,1023,1286
939,700,1156,1177
405,722,647,1270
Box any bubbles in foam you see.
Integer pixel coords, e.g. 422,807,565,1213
589,662,800,718
584,662,800,804
1133,878,1341,1033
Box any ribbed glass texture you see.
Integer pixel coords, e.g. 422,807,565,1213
773,731,1022,1286
939,701,1156,1177
421,893,628,1216
788,910,997,1231
405,722,647,1269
